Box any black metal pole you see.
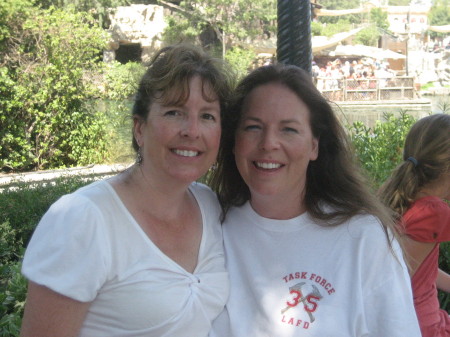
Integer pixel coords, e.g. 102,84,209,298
277,0,312,74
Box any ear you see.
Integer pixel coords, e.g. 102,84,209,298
310,136,319,161
133,116,145,148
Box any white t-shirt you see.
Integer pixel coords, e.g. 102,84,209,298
22,180,229,337
210,201,421,337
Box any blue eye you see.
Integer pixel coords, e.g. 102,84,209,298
244,125,261,131
283,127,298,133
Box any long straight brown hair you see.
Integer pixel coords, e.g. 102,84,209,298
210,64,398,249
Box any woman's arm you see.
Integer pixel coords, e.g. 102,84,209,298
20,281,91,337
437,269,450,293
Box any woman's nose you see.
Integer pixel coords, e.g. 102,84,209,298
180,116,200,138
260,129,280,151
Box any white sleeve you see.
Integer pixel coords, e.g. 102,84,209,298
363,237,421,336
21,193,111,302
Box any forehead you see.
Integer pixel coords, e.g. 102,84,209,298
241,83,310,121
156,76,219,107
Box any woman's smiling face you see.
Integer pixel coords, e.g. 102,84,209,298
134,76,221,185
234,82,319,206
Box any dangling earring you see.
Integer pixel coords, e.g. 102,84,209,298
137,147,143,165
209,162,217,172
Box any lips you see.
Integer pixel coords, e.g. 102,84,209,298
254,161,283,169
172,149,200,157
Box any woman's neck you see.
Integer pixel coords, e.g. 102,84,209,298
416,177,449,201
114,164,192,220
250,194,306,220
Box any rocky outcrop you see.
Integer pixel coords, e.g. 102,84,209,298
105,4,166,64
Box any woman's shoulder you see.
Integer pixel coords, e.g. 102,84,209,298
343,213,391,244
403,196,450,241
404,196,450,226
408,196,449,214
70,179,112,200
46,179,119,221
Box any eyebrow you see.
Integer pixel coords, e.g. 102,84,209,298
161,101,220,111
242,116,301,124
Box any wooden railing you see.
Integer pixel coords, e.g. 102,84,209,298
315,76,416,101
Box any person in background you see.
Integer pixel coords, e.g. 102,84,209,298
20,43,233,337
209,64,421,337
379,113,450,337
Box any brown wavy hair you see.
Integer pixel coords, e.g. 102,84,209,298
210,64,398,246
131,43,234,152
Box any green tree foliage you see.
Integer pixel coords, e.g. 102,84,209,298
320,0,360,10
160,0,276,56
428,0,450,37
223,46,256,80
429,0,450,26
353,24,381,46
33,0,136,28
0,260,26,337
0,0,34,52
322,20,353,37
318,0,362,24
311,21,323,36
102,61,145,100
370,7,389,31
0,176,97,336
99,61,145,163
311,19,353,37
388,0,410,5
439,242,450,309
348,112,417,187
0,5,110,172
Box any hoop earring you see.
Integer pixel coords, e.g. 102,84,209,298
137,147,143,165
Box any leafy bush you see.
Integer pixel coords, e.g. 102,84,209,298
93,61,145,164
96,99,135,164
348,111,417,188
321,21,353,38
225,46,256,80
439,242,450,310
428,0,450,39
0,260,26,337
0,0,33,49
311,21,323,36
353,25,381,46
1,177,98,253
369,8,389,31
317,0,361,25
0,6,109,172
102,61,145,101
0,175,99,336
0,221,22,266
